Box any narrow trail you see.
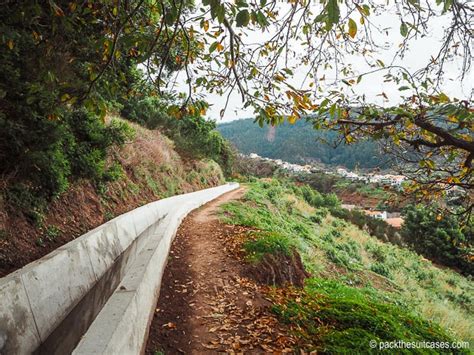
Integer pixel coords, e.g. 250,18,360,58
145,187,295,354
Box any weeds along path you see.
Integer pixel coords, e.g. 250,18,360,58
145,187,296,354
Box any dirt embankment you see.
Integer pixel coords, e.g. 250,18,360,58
0,121,224,277
146,188,302,354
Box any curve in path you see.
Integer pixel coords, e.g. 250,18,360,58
145,187,295,354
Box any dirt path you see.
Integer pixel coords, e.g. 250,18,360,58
145,187,295,354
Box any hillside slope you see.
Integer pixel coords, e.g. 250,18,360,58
218,118,387,169
0,117,224,277
146,179,473,353
220,180,473,350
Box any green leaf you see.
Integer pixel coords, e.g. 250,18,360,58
326,0,340,26
348,18,357,38
255,10,269,27
236,9,250,27
400,22,408,37
362,4,370,16
302,24,310,35
164,11,176,25
235,0,248,8
329,103,337,118
398,86,410,91
209,42,218,53
443,0,453,13
314,13,326,23
216,4,225,23
26,96,35,105
376,59,385,68
438,92,450,103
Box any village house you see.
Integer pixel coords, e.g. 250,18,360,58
364,210,388,220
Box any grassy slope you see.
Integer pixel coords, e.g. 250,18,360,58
0,116,224,276
220,179,473,352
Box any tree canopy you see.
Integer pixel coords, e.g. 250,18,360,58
0,0,472,209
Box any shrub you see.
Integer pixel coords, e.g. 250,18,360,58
66,110,133,180
120,96,170,129
315,207,329,218
331,229,342,238
298,185,341,209
323,193,340,208
326,241,362,270
299,185,325,207
331,219,346,229
370,262,392,278
330,207,400,245
267,185,284,203
4,108,133,215
402,204,473,276
365,242,387,262
310,215,323,224
44,225,61,241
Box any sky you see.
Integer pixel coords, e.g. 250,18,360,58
174,2,474,123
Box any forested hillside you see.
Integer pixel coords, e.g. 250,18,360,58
218,119,387,169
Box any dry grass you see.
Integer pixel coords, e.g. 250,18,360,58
283,194,315,216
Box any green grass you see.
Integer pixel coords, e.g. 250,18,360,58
273,278,467,354
243,231,294,262
356,184,390,199
220,179,474,350
44,225,60,241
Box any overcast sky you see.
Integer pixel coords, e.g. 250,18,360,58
174,2,473,123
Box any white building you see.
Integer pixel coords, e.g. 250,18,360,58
364,210,388,220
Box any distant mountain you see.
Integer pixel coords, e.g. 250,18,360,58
217,118,387,169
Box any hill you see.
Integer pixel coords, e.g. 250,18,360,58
0,117,225,276
220,179,473,350
218,118,387,169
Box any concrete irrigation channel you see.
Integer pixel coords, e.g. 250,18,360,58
0,183,239,355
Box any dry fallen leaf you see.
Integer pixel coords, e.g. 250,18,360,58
162,322,176,329
202,343,219,349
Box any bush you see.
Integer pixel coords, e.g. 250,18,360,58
65,110,133,180
3,108,133,215
299,185,325,207
331,229,342,238
370,262,392,278
402,205,473,276
365,242,387,262
315,207,329,218
297,185,341,209
120,96,170,129
310,215,323,224
326,241,362,270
